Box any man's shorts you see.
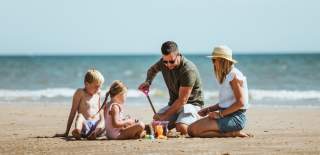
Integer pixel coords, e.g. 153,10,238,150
158,104,201,126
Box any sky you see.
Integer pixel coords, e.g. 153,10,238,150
0,0,320,55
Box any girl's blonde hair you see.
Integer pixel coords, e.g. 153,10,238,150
98,80,127,112
107,80,128,98
213,58,234,84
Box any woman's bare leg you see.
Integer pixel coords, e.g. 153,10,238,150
198,130,250,138
198,131,224,138
188,116,251,138
188,116,222,137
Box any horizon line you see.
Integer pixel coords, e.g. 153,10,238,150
1,52,320,57
1,50,320,56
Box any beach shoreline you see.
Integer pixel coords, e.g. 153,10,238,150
0,103,319,154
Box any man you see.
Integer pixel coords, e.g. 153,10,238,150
138,41,204,135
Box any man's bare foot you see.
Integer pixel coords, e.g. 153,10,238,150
72,129,81,140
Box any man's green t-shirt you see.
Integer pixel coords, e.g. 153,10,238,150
146,55,204,107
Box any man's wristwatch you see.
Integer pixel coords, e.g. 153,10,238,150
145,80,152,85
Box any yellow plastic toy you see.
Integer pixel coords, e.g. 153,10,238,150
155,125,166,139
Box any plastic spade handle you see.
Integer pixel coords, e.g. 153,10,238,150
142,89,157,114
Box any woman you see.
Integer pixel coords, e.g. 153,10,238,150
188,45,251,138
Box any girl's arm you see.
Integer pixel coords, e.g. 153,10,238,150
110,104,134,128
220,75,245,117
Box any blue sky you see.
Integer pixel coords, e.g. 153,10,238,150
0,0,319,55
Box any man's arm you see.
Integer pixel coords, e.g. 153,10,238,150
64,89,82,136
139,60,162,92
145,60,162,85
159,86,193,120
156,70,197,120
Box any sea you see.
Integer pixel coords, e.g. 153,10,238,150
0,53,320,107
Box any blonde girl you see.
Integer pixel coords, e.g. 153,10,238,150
103,80,145,140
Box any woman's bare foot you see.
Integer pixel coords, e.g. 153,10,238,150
72,129,81,140
225,131,253,138
242,132,254,138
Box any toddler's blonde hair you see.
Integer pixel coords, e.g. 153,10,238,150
84,69,104,85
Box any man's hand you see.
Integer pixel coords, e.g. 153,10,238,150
208,111,220,120
153,113,164,121
138,81,150,94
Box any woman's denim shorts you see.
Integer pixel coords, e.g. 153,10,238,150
216,110,247,133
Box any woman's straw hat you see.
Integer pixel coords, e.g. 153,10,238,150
206,45,237,63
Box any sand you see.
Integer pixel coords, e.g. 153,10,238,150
0,102,319,155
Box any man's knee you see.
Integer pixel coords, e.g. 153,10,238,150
176,123,188,135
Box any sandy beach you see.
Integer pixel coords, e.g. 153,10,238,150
0,103,319,155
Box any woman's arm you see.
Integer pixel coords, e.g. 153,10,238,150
198,103,219,117
220,75,245,117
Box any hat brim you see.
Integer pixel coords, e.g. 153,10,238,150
206,55,237,63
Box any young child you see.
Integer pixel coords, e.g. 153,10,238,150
103,80,145,140
188,45,251,138
55,69,105,140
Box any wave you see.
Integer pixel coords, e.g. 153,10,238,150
204,89,320,101
249,89,320,101
0,88,146,100
0,88,320,101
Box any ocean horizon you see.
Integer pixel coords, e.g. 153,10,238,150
1,53,319,106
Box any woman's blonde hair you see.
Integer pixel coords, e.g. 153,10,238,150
213,58,234,84
84,69,104,85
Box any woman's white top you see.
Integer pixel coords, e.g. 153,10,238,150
217,67,250,109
